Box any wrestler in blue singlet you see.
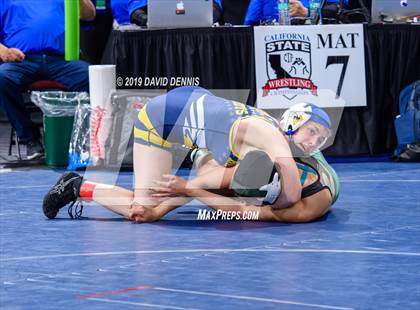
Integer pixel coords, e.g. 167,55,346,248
134,86,279,167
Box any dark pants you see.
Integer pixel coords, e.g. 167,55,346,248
0,54,89,142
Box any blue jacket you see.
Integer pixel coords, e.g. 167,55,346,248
108,0,145,24
244,0,347,25
128,0,147,15
1,0,66,54
111,0,144,24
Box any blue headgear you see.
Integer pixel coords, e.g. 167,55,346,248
279,103,331,136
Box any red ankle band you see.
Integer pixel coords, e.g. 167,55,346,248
79,182,96,201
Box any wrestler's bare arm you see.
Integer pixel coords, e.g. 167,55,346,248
236,119,302,208
148,187,331,223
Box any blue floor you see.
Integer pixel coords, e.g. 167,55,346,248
1,162,419,310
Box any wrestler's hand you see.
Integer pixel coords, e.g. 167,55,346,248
150,174,189,198
290,0,308,17
129,204,159,223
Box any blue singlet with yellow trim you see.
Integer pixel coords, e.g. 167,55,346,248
134,86,278,167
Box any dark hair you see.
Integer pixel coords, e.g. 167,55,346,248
231,151,277,198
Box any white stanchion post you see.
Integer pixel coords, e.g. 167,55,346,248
88,65,116,165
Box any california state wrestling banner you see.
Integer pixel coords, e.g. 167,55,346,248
254,24,366,108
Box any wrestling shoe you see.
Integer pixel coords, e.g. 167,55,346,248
43,172,83,219
190,148,212,168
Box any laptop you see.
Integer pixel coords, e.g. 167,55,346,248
148,0,213,28
371,0,420,23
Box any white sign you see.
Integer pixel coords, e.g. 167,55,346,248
254,24,366,108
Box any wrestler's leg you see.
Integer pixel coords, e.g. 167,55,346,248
42,143,173,219
78,181,134,218
132,143,173,207
192,151,235,192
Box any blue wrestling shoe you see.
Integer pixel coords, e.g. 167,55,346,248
42,172,83,219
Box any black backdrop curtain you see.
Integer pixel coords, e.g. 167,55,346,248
335,24,420,156
109,24,420,156
80,1,113,65
220,0,251,25
348,0,371,12
112,27,255,92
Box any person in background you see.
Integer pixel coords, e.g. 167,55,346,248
110,0,144,26
0,0,96,159
244,0,348,25
110,0,130,25
129,0,223,27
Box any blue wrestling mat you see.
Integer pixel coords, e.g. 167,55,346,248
1,162,419,309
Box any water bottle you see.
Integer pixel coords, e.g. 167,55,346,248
278,0,290,25
96,0,106,13
309,0,322,24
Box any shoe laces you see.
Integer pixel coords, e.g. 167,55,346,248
50,177,78,196
51,179,67,195
68,200,84,219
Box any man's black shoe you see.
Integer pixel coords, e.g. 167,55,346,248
43,172,83,219
26,139,44,160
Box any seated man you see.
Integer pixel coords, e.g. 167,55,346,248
0,0,96,159
244,0,348,25
129,0,223,27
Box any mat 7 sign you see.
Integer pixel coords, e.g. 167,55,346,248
254,24,366,108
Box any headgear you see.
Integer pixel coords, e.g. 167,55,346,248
279,103,331,136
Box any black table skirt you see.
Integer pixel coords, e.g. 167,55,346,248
104,24,420,156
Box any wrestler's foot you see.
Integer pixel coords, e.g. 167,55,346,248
43,172,83,219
